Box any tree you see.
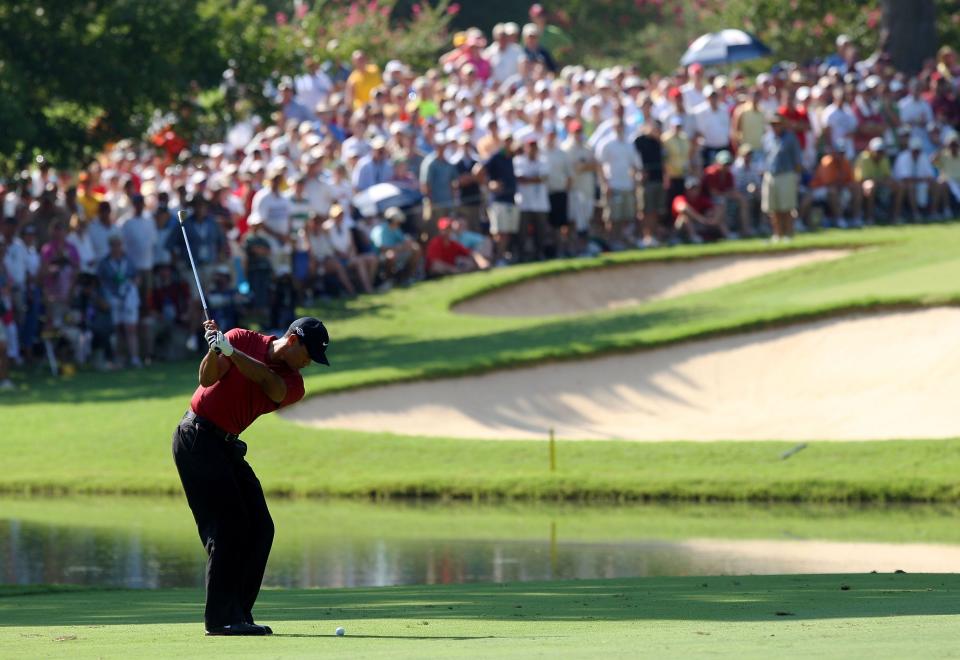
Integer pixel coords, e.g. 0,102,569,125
880,0,938,74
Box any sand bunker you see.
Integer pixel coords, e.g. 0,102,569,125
284,308,960,441
453,249,852,317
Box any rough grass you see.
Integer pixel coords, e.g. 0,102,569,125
4,226,960,502
1,575,958,659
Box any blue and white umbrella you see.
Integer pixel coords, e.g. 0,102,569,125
680,29,771,67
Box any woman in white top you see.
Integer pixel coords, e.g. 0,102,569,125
324,204,377,295
304,213,356,296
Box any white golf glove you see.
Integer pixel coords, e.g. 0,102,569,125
205,329,234,356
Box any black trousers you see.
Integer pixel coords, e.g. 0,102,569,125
172,414,274,629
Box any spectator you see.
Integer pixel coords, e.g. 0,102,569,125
353,136,394,192
250,168,293,271
149,263,189,363
244,216,274,320
370,207,422,286
67,213,97,274
426,217,484,276
934,134,960,213
477,135,520,264
732,144,764,225
633,119,667,246
346,50,383,110
485,23,524,85
88,201,117,263
30,185,69,246
807,140,863,228
326,204,377,294
513,135,550,260
0,245,13,390
731,88,768,156
120,193,158,308
277,80,314,124
671,177,729,243
97,234,141,367
894,135,945,221
39,220,80,333
822,88,858,155
562,120,597,252
449,217,494,263
897,79,934,144
420,132,460,234
762,116,802,241
855,138,903,225
704,150,752,237
67,272,114,370
521,23,557,73
596,119,639,245
303,213,356,297
542,127,574,256
528,4,572,57
694,86,732,167
451,134,484,232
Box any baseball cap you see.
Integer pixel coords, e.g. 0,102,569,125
288,317,330,366
384,206,405,223
868,137,885,152
715,150,732,165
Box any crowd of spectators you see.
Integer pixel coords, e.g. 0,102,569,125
3,4,960,386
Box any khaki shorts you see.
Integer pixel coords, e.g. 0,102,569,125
638,181,666,214
762,172,799,213
488,202,520,234
604,189,636,223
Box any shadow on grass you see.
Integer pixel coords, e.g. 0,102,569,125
1,574,957,628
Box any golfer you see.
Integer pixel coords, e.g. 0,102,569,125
172,316,330,636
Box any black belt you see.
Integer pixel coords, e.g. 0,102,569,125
184,410,241,443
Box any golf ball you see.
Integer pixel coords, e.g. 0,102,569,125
335,627,345,636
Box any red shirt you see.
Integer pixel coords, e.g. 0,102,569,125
703,164,734,194
425,236,470,269
671,192,714,219
190,328,305,434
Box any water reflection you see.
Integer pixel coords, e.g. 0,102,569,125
3,500,959,589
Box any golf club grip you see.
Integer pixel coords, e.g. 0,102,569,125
177,209,188,224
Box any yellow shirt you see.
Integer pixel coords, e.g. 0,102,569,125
934,150,960,180
736,108,766,151
663,132,691,179
347,64,382,110
77,190,101,219
854,152,891,182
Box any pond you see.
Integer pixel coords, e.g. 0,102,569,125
2,497,958,589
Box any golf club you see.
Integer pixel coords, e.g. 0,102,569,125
177,209,210,322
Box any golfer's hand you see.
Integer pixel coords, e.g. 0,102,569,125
205,329,234,357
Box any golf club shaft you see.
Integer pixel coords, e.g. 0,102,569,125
177,210,210,321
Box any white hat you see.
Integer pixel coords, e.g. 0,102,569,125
522,23,539,37
865,75,882,90
889,80,904,93
836,34,852,47
703,85,716,97
868,137,885,152
795,86,811,102
503,22,520,35
369,135,387,150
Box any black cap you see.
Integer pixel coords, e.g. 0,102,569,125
288,317,330,365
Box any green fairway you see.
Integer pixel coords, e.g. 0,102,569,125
4,226,960,501
1,574,957,659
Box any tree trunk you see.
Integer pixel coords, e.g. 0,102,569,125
881,0,938,74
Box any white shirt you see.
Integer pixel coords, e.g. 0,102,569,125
562,139,596,194
822,103,858,150
512,154,550,212
295,70,333,112
597,138,640,191
325,220,354,254
693,103,731,148
250,188,292,236
543,145,574,192
484,42,524,84
87,220,118,262
681,83,706,111
120,214,158,271
2,236,29,288
66,230,97,274
893,150,936,180
897,95,934,134
303,176,334,216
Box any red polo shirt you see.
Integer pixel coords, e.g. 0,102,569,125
425,235,471,270
190,328,305,434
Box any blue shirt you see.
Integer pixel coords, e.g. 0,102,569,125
419,153,459,206
369,223,406,250
352,155,394,192
765,130,802,175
